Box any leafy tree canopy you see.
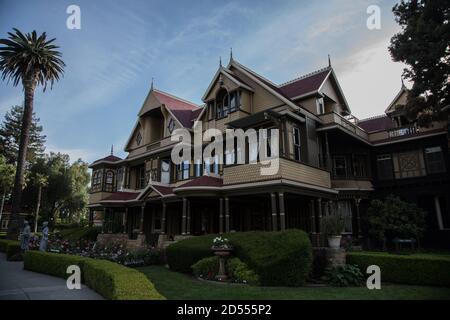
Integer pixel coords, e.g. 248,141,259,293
389,0,450,126
0,105,46,165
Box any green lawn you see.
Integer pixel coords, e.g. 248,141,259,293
139,265,450,300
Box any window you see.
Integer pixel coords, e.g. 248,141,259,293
92,171,102,192
293,127,301,161
105,170,115,192
229,91,240,112
116,168,124,191
194,159,202,177
425,146,446,174
337,201,353,233
160,159,170,184
167,118,175,134
333,156,347,177
216,89,229,119
376,154,394,180
353,154,368,177
136,131,142,146
316,98,325,114
176,160,189,180
137,165,146,189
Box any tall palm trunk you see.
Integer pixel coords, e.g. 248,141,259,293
7,75,36,240
34,184,42,233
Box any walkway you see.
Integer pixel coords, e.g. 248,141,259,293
0,253,103,300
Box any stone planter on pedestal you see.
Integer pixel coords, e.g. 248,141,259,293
211,246,233,281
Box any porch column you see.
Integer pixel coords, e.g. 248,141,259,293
161,202,166,235
219,198,224,234
123,207,128,234
271,193,278,231
278,192,286,231
354,198,362,239
182,198,187,235
139,203,145,234
224,197,230,233
186,199,191,235
309,199,316,234
316,198,322,233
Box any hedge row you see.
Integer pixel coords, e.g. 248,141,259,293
24,251,165,300
166,230,312,286
57,227,99,241
0,239,21,261
347,251,450,287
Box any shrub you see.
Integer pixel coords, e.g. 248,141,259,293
167,230,312,286
57,227,99,241
166,234,215,273
324,264,364,287
321,214,345,236
0,232,6,239
0,239,22,261
24,251,165,299
6,242,22,261
227,257,259,285
192,256,219,280
347,251,450,287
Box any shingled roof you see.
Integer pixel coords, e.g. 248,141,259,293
153,90,200,128
177,176,223,188
358,115,396,132
102,191,139,201
278,68,331,99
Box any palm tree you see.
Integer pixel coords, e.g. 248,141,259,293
0,29,65,239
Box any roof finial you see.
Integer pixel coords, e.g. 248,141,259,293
110,144,114,156
150,77,154,91
219,56,222,68
328,54,331,67
230,47,233,61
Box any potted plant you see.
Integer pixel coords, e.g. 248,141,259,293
322,214,345,249
211,236,233,281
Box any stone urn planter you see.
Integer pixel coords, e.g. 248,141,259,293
211,246,233,281
327,235,342,249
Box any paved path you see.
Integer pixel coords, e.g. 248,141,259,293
0,253,103,300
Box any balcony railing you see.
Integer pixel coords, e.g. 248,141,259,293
387,124,417,138
319,112,369,140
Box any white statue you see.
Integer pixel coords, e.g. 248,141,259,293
20,220,31,251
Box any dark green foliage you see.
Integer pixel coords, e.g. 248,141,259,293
57,226,99,241
23,251,165,299
192,256,219,280
388,0,450,125
367,195,426,243
227,257,259,285
347,251,450,287
167,230,312,286
0,239,21,260
0,105,46,164
325,264,364,287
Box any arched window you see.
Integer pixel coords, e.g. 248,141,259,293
216,89,229,119
92,171,102,192
105,170,115,192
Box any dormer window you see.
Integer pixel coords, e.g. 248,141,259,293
136,131,142,146
168,118,175,134
316,98,325,114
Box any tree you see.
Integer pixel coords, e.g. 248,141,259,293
0,29,65,239
367,195,426,249
0,155,15,223
0,105,46,165
389,0,450,126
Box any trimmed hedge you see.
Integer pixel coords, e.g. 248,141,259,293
0,239,21,261
24,251,165,300
347,251,450,287
58,227,99,241
167,230,312,286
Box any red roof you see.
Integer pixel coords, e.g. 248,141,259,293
178,176,223,188
92,154,122,164
279,68,330,99
152,185,174,195
103,192,139,201
153,90,200,128
358,115,396,132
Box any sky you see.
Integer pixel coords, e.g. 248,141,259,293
0,0,408,163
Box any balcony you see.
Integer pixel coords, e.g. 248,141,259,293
223,158,331,189
318,112,369,141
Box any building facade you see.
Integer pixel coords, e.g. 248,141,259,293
88,56,450,248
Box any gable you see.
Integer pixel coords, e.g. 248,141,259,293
125,122,143,151
385,88,408,114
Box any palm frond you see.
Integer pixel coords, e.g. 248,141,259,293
0,28,65,90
